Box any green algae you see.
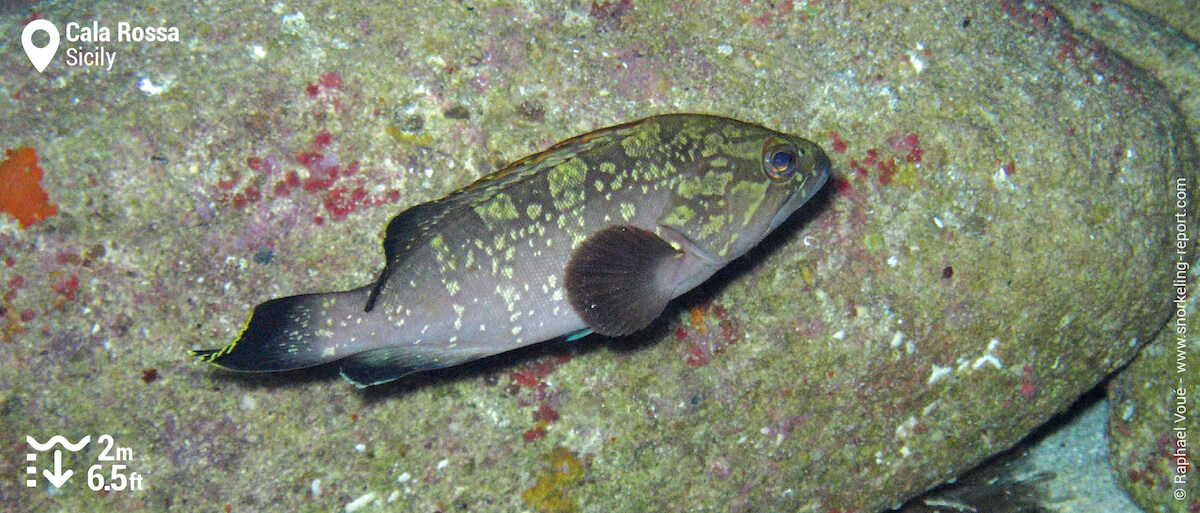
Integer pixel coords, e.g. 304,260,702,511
863,229,886,253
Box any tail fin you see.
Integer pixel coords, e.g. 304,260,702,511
191,286,373,372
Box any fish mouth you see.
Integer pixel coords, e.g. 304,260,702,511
767,148,831,231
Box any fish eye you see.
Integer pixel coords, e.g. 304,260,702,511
763,141,802,181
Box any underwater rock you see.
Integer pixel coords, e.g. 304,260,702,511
1047,0,1200,169
0,0,1194,512
1044,3,1200,511
1108,304,1200,513
1110,0,1200,41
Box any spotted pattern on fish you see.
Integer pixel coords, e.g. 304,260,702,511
190,114,830,387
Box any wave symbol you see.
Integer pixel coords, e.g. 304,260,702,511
26,435,91,452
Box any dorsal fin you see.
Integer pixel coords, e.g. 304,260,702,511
365,202,445,311
381,202,442,266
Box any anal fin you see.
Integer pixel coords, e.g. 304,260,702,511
338,346,478,388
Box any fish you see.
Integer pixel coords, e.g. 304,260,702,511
190,114,830,387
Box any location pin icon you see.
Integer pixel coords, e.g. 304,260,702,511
22,19,60,73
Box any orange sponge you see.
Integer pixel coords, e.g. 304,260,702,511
0,147,58,228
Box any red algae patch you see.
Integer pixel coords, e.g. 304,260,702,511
0,147,58,228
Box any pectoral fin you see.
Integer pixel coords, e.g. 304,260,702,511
564,225,682,337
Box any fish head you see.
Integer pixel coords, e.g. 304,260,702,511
657,118,830,265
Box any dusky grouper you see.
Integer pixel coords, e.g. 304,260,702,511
191,114,830,387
